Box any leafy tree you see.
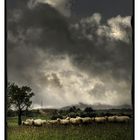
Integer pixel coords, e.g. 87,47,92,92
7,83,34,125
84,107,94,113
68,112,77,118
69,106,77,113
84,107,95,117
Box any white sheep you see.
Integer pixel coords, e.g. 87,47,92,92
65,117,70,120
41,120,47,125
95,117,107,123
69,118,76,124
22,118,34,126
91,117,95,122
33,119,44,126
115,116,130,123
75,116,83,124
59,119,70,125
69,117,82,125
47,119,60,125
25,118,34,122
81,117,92,124
22,121,30,126
22,121,33,126
107,116,116,122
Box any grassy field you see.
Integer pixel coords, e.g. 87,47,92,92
7,117,133,140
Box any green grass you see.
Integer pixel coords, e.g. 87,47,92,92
7,118,133,140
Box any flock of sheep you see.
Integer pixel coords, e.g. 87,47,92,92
22,115,130,127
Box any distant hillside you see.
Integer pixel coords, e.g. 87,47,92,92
60,103,132,110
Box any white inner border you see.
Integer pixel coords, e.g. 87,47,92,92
0,0,139,140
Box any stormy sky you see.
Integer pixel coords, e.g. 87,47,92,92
7,0,133,108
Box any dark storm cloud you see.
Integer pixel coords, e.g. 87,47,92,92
7,0,73,81
7,0,132,107
7,0,72,49
70,14,132,82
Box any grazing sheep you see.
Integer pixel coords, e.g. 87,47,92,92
91,117,95,122
75,116,83,124
22,121,30,126
41,120,47,125
47,119,60,125
25,118,34,122
81,117,92,124
22,118,34,126
95,117,107,123
115,116,130,123
22,118,47,126
107,116,116,122
60,119,70,125
33,119,43,126
65,117,70,120
69,118,76,124
69,117,82,125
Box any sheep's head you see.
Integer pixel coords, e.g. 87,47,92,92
104,116,108,120
22,121,24,125
76,116,81,119
66,117,70,120
57,118,61,122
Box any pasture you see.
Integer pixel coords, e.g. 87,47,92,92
7,117,133,140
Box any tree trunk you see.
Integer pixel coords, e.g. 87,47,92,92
25,108,28,117
18,109,22,125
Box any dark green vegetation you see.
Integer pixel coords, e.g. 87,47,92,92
7,83,35,125
7,117,133,140
7,107,133,120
